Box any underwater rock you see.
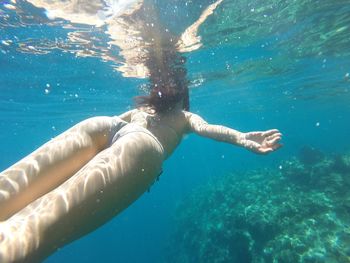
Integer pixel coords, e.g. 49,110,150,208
298,146,325,166
166,152,350,263
332,154,350,174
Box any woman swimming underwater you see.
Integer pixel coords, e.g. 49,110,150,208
0,1,282,262
0,85,282,262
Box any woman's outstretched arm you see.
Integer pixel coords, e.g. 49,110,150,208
185,112,282,154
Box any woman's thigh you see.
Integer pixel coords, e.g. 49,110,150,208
0,131,164,263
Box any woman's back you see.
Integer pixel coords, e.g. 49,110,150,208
128,108,189,158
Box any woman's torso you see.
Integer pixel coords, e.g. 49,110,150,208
128,108,189,158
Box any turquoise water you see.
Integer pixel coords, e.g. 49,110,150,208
1,0,350,262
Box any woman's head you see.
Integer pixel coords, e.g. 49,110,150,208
135,54,189,113
135,82,189,113
134,20,189,113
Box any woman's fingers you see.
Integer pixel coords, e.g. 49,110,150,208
258,144,282,154
262,129,280,137
245,129,283,154
266,135,282,146
259,148,273,154
258,141,283,154
266,133,282,142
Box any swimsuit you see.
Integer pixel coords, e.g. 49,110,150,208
110,122,165,190
111,123,164,155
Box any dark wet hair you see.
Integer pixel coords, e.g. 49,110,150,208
135,83,189,113
134,24,189,113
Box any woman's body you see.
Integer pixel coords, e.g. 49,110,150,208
0,106,281,263
0,1,283,261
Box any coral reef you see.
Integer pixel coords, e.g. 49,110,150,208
166,151,350,263
298,145,325,166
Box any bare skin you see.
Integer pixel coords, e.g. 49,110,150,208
0,107,282,262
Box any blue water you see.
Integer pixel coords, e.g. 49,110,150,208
1,0,350,262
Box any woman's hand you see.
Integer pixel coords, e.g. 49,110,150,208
241,129,282,154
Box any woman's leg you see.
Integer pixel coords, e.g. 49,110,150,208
0,116,126,221
0,131,163,263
